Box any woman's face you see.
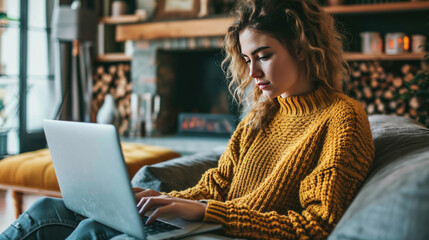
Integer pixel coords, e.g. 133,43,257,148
239,28,313,98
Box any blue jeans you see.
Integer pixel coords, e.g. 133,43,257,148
0,197,137,240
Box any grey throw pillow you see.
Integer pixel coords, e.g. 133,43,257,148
329,115,429,240
131,146,226,192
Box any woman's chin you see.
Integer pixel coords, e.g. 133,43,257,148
262,91,278,99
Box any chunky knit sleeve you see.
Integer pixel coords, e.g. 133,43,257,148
202,104,375,239
167,119,249,201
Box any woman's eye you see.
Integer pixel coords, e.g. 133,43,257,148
244,59,251,64
258,54,271,61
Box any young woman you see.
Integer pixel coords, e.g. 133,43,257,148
1,0,374,239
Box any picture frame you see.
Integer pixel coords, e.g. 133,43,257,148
155,0,202,19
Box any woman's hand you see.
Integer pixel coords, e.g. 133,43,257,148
133,187,162,203
137,195,207,224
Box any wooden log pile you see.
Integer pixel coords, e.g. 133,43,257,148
91,63,132,135
345,61,429,127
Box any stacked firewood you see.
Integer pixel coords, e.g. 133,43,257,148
345,61,429,127
91,63,132,135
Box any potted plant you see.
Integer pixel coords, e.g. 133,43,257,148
0,98,8,156
0,11,19,21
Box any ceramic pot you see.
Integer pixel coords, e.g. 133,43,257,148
97,94,119,125
136,0,157,20
111,0,128,17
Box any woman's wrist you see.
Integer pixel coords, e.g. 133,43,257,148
197,200,209,206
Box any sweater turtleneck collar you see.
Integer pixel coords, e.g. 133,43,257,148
276,86,335,116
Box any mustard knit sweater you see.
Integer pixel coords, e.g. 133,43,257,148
168,86,375,240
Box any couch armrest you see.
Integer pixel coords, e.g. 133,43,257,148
329,115,429,239
131,146,226,192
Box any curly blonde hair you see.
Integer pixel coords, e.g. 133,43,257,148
222,0,349,130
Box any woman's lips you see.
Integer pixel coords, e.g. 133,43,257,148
257,81,270,89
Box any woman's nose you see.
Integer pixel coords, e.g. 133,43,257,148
249,63,262,78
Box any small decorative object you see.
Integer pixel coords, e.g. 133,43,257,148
125,40,134,56
412,34,426,53
135,9,147,21
129,93,144,137
142,93,161,137
156,0,201,19
360,32,382,54
136,0,157,20
96,94,119,125
198,0,210,17
385,32,408,55
111,0,128,17
71,0,81,9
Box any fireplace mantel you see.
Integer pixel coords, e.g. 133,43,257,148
116,17,234,42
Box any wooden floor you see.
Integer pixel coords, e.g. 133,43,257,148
0,190,42,233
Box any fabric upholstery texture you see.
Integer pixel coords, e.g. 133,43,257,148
329,115,429,240
0,142,180,192
131,146,226,192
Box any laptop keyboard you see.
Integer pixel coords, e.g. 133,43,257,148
142,216,182,236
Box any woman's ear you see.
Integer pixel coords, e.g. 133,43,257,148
296,47,305,61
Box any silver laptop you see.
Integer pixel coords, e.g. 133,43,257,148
43,120,221,240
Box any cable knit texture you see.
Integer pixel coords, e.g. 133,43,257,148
168,86,375,239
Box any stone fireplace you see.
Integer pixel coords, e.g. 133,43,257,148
130,36,240,136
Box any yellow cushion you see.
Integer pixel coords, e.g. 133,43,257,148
0,142,180,192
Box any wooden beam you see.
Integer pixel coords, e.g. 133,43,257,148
326,1,429,14
97,53,132,62
116,17,234,42
100,15,141,24
345,52,426,61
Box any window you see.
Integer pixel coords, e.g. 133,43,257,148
26,0,57,132
0,0,21,156
0,0,57,156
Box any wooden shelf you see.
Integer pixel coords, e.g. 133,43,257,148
345,52,426,61
95,52,426,63
325,1,429,14
96,53,132,62
110,2,429,41
113,2,429,41
116,17,234,42
100,15,142,24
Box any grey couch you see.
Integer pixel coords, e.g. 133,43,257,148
132,115,429,240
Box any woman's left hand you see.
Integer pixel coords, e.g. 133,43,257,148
137,195,207,224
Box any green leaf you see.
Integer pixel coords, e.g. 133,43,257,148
0,11,19,22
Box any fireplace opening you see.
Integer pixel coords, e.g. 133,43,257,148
156,49,241,136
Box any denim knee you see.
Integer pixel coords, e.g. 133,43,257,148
66,219,121,240
0,197,81,240
109,234,140,240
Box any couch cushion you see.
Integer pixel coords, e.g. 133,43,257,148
0,142,180,192
329,115,429,240
131,146,226,192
